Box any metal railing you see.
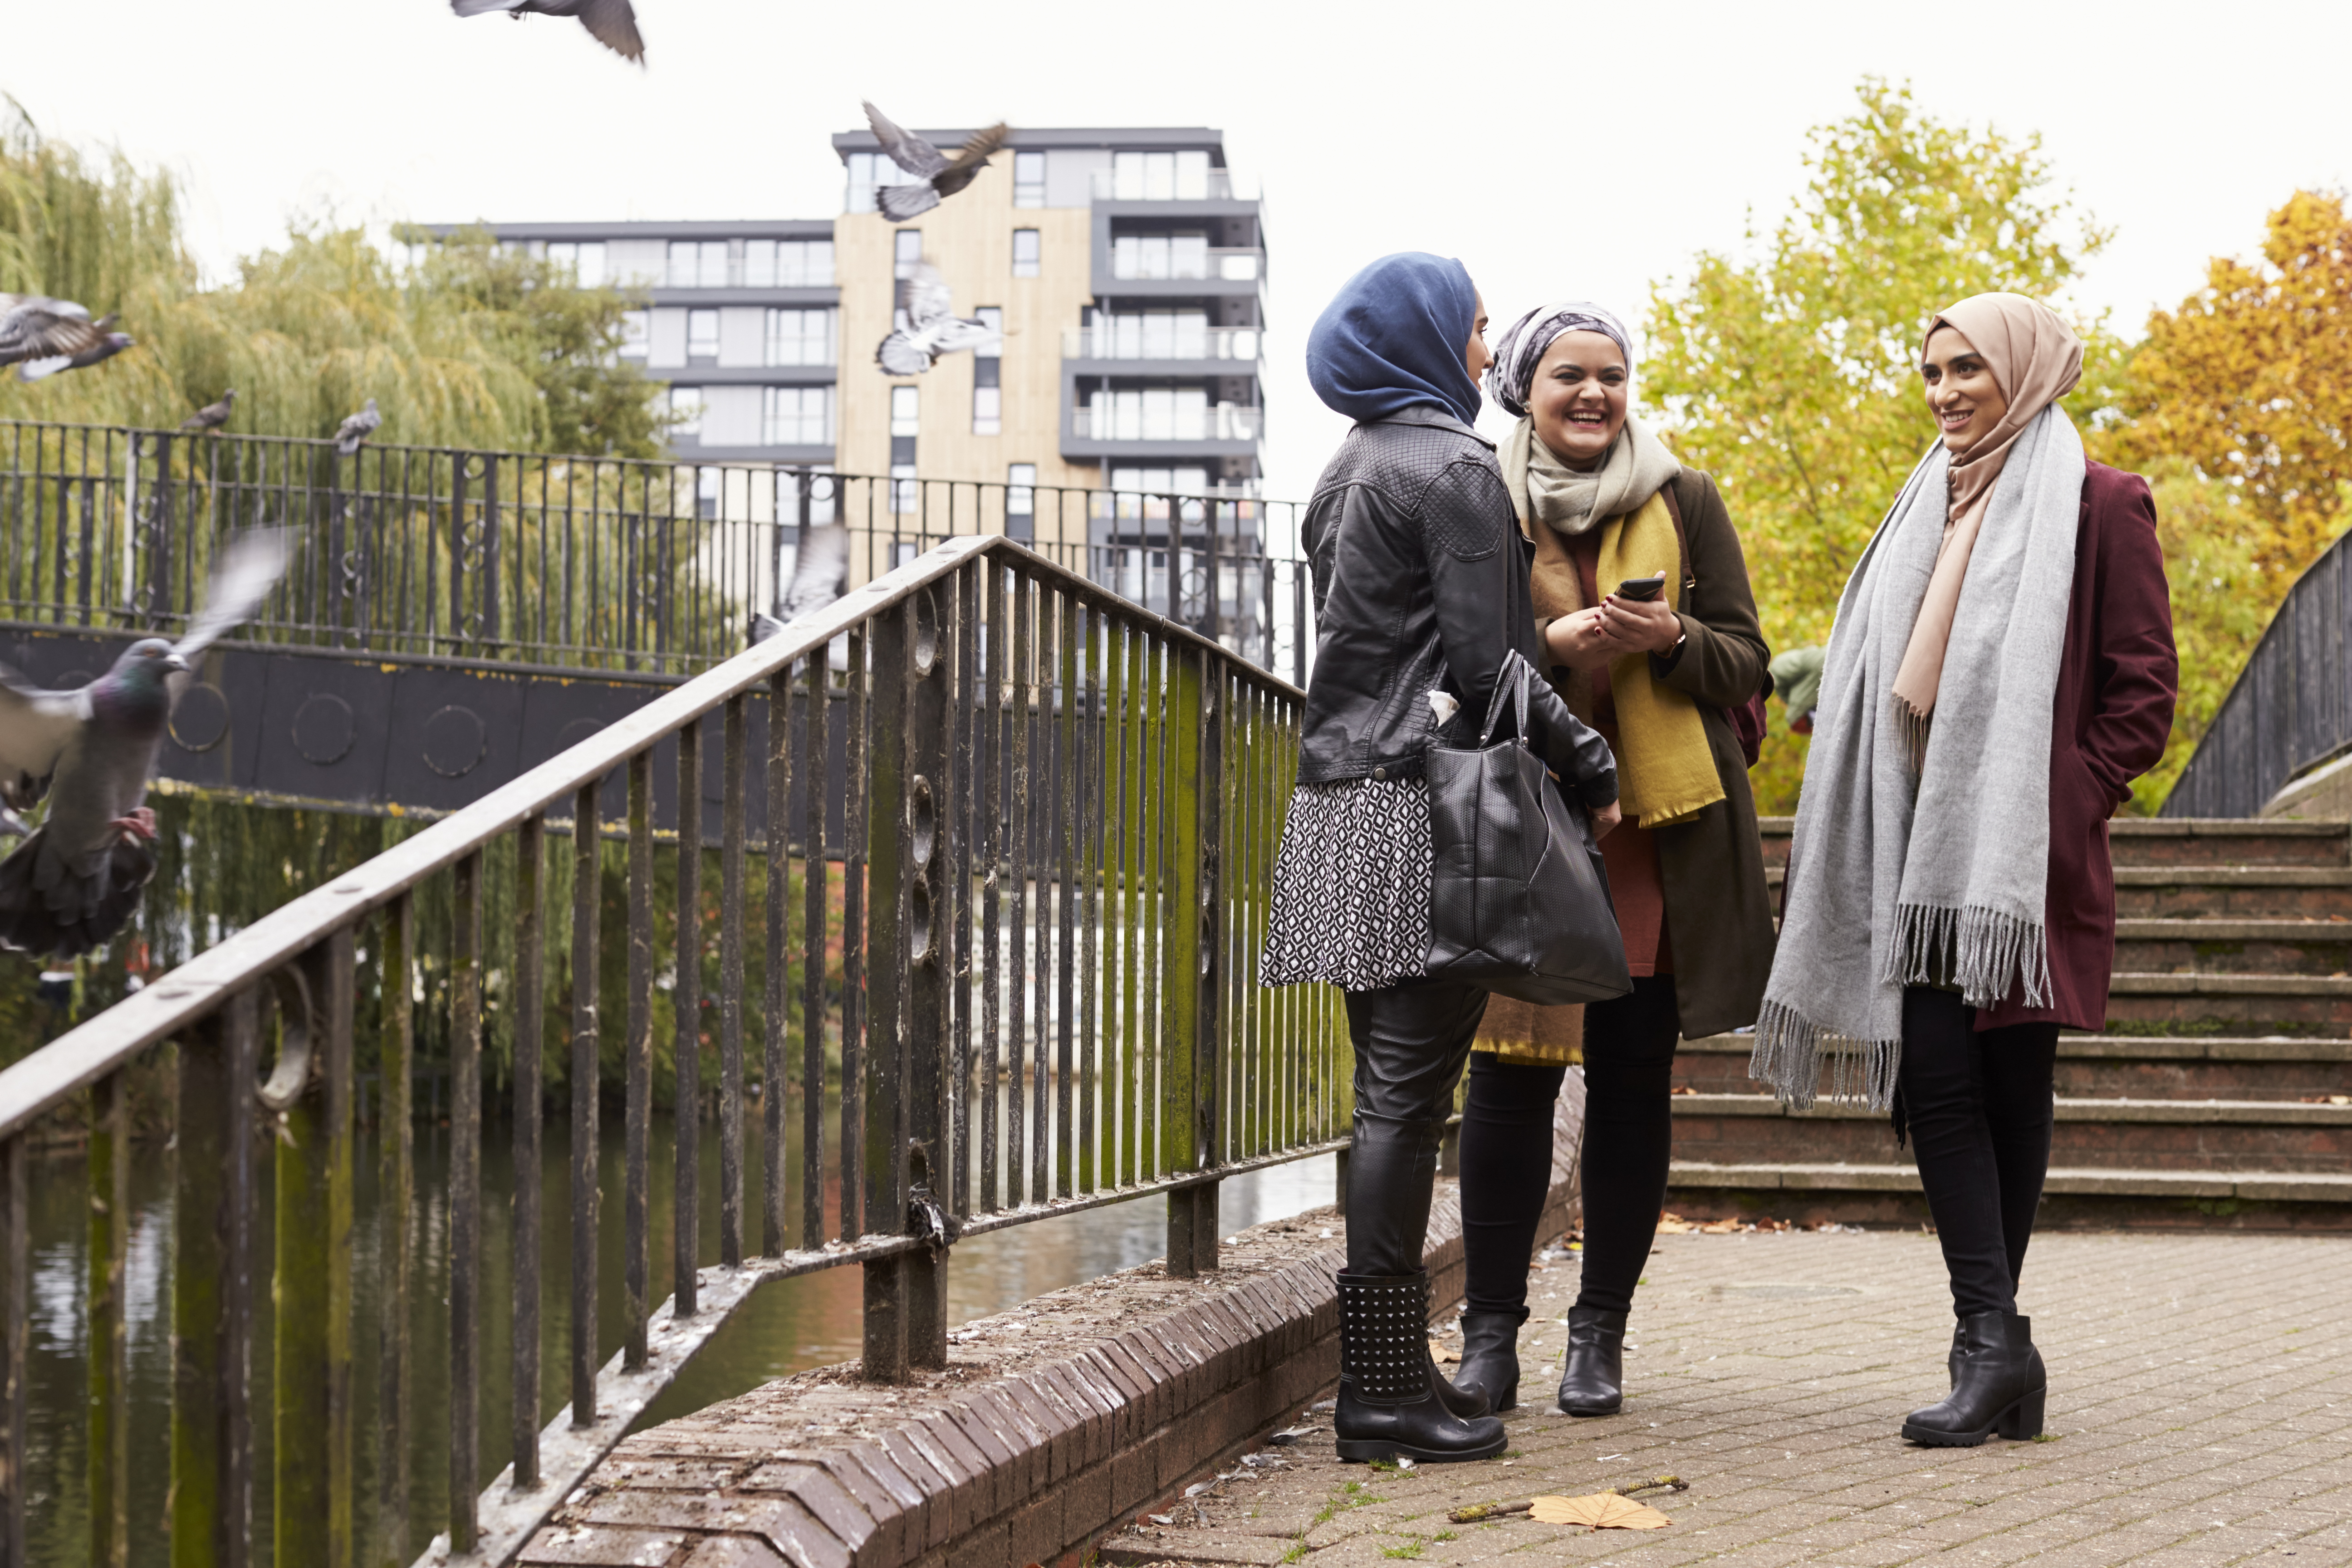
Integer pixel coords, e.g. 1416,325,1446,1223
1063,324,1263,361
0,420,1313,682
1071,403,1264,442
2165,528,2352,818
0,535,1348,1566
1104,246,1264,284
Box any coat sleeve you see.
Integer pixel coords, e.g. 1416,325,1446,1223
2079,473,2178,810
1655,471,1772,708
1421,459,1618,807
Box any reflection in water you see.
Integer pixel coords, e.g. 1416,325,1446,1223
15,1108,1335,1565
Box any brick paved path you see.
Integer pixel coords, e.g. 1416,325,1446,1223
1102,1230,2352,1567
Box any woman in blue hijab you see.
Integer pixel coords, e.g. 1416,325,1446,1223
1264,254,1621,1464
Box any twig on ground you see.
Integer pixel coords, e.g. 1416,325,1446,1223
1446,1475,1687,1524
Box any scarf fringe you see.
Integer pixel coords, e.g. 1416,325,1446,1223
1880,901,2054,1011
1748,996,1901,1112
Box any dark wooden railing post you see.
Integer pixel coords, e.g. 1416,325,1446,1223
172,989,256,1568
448,850,485,1554
376,890,414,1568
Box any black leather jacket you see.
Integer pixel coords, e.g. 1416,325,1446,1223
1297,407,1617,807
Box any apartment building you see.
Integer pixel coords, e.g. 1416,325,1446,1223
435,124,1265,560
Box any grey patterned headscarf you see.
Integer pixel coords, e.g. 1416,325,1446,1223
1485,302,1634,418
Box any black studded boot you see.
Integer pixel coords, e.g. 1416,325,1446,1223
1451,1309,1526,1414
1555,1304,1627,1416
1334,1271,1508,1464
1902,1311,2045,1446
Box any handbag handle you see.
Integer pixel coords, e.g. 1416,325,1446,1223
1477,649,1535,749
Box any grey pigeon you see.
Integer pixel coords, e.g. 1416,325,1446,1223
0,294,134,382
749,524,853,670
862,103,1009,221
451,0,645,63
333,398,381,456
0,529,295,958
876,264,1000,377
182,389,235,431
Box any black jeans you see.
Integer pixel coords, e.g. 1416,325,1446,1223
1343,980,1489,1277
1459,976,1682,1319
1898,986,2060,1318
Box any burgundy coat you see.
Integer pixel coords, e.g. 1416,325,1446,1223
1979,460,2178,1032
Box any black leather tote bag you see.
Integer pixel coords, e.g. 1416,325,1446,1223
1423,652,1632,1005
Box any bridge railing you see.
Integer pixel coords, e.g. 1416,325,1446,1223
2162,523,2352,818
0,419,1314,681
0,535,1349,1566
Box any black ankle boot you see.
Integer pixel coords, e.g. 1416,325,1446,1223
1429,1342,1491,1419
1452,1310,1525,1414
1902,1311,2045,1446
1334,1272,1508,1464
1556,1305,1627,1416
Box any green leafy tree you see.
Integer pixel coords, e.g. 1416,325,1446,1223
2129,462,2271,814
1642,79,2118,811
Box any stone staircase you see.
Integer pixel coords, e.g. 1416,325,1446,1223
1666,818,2352,1230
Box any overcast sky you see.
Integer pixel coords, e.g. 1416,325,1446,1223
5,0,2347,501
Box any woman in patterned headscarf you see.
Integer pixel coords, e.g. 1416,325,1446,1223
1447,302,1777,1422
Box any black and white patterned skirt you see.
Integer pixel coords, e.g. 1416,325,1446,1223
1260,776,1434,993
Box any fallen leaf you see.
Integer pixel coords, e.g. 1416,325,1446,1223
1656,1218,1697,1234
1699,1218,1743,1234
1528,1493,1673,1530
1429,1339,1459,1364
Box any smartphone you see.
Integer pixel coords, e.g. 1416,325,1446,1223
1615,575,1666,602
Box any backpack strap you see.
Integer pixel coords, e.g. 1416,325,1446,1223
1656,469,1699,613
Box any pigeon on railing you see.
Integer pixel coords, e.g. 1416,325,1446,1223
0,529,295,958
333,398,381,456
0,295,135,382
450,0,644,63
862,103,1009,220
876,265,1000,377
182,389,235,432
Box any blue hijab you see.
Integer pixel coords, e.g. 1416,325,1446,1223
1306,253,1482,429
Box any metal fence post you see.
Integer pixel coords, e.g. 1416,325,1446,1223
87,1070,128,1568
172,989,256,1568
903,578,952,1371
1165,647,1223,1276
862,596,912,1381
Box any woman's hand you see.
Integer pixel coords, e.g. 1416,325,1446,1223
1589,798,1622,840
1544,608,1615,673
1598,575,1683,657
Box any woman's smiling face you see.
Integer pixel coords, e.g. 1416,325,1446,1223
1921,325,2009,453
1529,329,1628,468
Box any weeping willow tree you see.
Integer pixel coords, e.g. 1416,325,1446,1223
0,98,672,457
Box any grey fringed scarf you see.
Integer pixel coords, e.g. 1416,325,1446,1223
1751,405,2085,1108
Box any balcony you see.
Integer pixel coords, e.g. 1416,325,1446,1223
1072,402,1262,443
1090,164,1236,202
1062,324,1261,363
1107,240,1265,283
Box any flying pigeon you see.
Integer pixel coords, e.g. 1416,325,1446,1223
876,265,1000,377
333,398,381,456
862,103,1009,221
182,389,235,431
0,295,135,382
451,0,645,63
750,524,853,669
0,529,295,958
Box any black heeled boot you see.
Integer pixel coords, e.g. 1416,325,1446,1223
1429,1342,1490,1419
1902,1311,2045,1446
1334,1271,1508,1464
1451,1310,1525,1414
1556,1305,1627,1416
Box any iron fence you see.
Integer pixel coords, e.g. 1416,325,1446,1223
2164,527,2352,818
0,419,1315,683
0,535,1349,1567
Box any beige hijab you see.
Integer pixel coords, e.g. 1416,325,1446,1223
1890,293,2085,728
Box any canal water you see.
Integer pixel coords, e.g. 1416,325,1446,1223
19,1108,1337,1564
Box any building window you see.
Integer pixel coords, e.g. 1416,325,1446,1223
1111,233,1208,281
1006,463,1036,543
617,309,649,361
1013,152,1045,209
1087,386,1208,441
891,463,918,516
670,387,703,437
765,308,836,367
971,308,1002,435
1011,229,1041,279
745,239,833,287
890,385,920,438
668,240,729,288
763,386,832,446
846,151,922,215
546,241,608,286
894,229,924,279
743,239,776,287
1093,309,1209,360
686,309,720,364
1112,150,1210,201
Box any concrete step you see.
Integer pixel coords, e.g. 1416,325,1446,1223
1665,1161,2352,1230
2113,918,2352,975
1666,1093,2352,1173
1675,1032,2352,1101
2106,971,2352,1029
2114,867,2352,920
1754,817,2351,870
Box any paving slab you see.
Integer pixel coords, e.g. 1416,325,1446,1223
1102,1229,2352,1568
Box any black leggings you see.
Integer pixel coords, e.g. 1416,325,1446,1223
1460,976,1681,1318
1898,986,2060,1318
1343,980,1489,1277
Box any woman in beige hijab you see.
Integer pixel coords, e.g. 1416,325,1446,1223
1758,294,2177,1446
